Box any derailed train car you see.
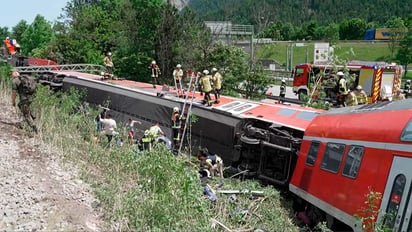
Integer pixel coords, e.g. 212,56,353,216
60,71,322,186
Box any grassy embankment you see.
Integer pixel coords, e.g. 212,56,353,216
256,41,412,80
0,65,302,231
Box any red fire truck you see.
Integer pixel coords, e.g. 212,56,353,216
292,61,403,103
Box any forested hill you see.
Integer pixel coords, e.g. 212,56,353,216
184,0,411,26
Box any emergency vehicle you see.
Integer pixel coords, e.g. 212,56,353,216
292,61,403,103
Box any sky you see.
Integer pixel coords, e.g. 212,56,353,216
0,0,69,29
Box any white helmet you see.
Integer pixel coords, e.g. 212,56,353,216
176,64,182,68
336,71,344,76
203,69,209,75
212,67,218,72
173,107,179,113
407,80,411,83
152,60,156,64
107,52,112,56
281,79,286,83
356,85,362,90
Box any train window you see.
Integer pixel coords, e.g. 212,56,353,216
277,108,296,116
295,68,304,77
296,111,319,121
384,174,406,228
305,141,321,166
401,119,412,142
342,145,364,178
320,143,345,173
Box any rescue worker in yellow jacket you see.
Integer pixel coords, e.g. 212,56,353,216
103,52,114,78
393,88,406,101
211,68,223,104
173,64,184,97
345,90,358,106
199,70,213,107
354,85,368,105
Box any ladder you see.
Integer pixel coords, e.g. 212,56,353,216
178,72,199,156
13,64,106,74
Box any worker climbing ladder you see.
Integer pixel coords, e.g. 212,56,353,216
178,72,199,155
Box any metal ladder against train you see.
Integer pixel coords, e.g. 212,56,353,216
178,73,199,155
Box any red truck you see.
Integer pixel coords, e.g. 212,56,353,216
292,61,403,103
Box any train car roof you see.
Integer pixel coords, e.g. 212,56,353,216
305,99,412,144
56,71,324,131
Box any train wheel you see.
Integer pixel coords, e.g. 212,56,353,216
298,90,308,101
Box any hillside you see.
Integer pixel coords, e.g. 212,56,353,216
185,0,411,26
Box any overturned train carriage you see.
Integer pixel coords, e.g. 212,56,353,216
61,73,321,186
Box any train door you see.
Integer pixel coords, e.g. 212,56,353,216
379,156,412,231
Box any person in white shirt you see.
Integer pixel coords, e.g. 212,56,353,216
99,113,117,144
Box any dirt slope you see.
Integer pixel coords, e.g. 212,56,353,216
0,102,103,231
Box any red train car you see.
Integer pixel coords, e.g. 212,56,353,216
290,100,412,231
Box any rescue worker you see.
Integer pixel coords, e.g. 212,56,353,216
354,85,368,105
199,70,213,107
140,130,153,151
4,37,16,55
171,106,181,149
149,60,161,88
337,71,348,107
148,121,165,143
393,88,406,101
404,80,411,99
211,67,223,104
103,52,114,79
173,64,184,97
197,147,224,179
345,90,358,106
279,79,287,98
11,70,38,133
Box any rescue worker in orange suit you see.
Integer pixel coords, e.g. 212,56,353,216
354,85,368,105
171,106,181,149
173,64,184,97
4,37,16,55
199,70,213,107
336,71,348,107
197,147,224,179
211,68,223,104
149,60,161,88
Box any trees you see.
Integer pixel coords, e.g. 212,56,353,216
396,15,412,77
20,15,54,56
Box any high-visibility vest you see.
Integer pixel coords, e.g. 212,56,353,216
346,92,358,106
339,78,348,95
212,73,222,89
355,90,368,104
200,75,212,92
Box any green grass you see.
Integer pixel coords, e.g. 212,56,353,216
256,41,393,67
